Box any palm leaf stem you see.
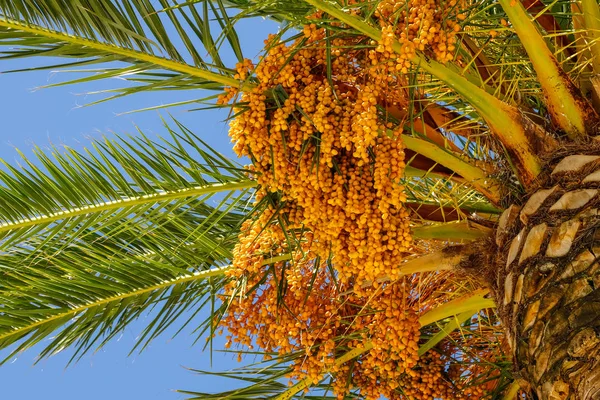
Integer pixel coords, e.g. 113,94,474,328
359,246,471,288
417,310,474,356
581,0,600,75
407,199,501,216
302,0,553,187
419,289,494,326
0,17,247,89
402,135,500,203
502,381,521,400
499,0,597,138
406,201,500,224
522,0,574,57
0,179,256,235
412,221,491,241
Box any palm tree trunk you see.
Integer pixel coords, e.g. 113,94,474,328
490,150,600,399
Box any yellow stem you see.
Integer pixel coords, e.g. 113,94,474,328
502,381,521,400
499,0,596,138
582,0,600,75
399,249,466,277
418,288,494,326
359,247,470,289
412,221,492,241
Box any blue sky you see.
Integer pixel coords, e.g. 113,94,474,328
0,14,279,400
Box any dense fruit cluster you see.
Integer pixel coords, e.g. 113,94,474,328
372,0,464,68
221,224,436,398
394,352,455,399
221,213,385,383
217,0,504,398
333,289,422,399
226,27,413,287
223,0,467,285
223,237,505,399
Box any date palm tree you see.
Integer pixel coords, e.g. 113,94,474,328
0,1,599,399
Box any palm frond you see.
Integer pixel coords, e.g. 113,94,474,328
180,353,298,399
185,0,311,24
0,0,250,105
0,117,257,364
0,117,253,249
181,350,366,399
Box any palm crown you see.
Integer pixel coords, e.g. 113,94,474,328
1,1,600,399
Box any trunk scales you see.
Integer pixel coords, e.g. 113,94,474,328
491,147,600,399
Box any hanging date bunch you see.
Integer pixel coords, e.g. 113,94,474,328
217,0,481,398
221,228,442,399
223,0,465,286
225,39,411,286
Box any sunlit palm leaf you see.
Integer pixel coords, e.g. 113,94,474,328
0,118,253,248
199,0,311,23
0,0,249,105
0,118,257,363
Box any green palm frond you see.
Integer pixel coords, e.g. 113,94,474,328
180,352,364,399
180,354,298,399
0,117,257,364
0,0,249,105
200,0,311,23
0,117,253,249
